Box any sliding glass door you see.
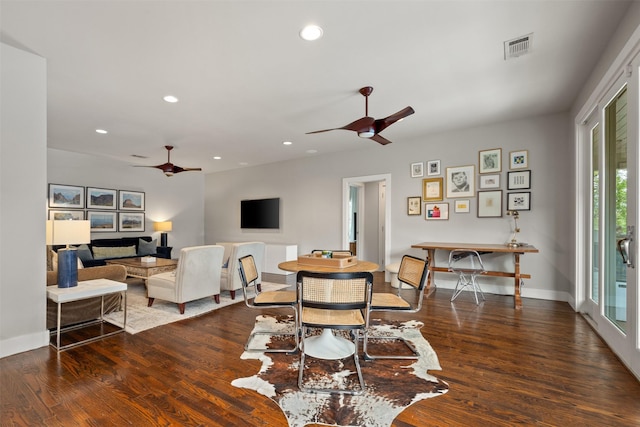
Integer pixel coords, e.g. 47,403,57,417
583,55,639,378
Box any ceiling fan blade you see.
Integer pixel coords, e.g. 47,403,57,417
370,134,393,145
172,166,202,174
375,106,415,133
307,117,375,135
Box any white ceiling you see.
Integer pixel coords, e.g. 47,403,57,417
1,1,633,174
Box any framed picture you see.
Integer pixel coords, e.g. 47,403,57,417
422,177,443,201
477,190,503,217
507,170,531,190
119,190,145,210
509,150,529,169
407,197,421,215
479,174,500,189
479,148,501,173
48,184,84,209
49,210,85,220
446,165,475,198
507,192,531,211
427,160,441,176
410,162,424,178
86,187,117,209
87,211,117,232
425,203,449,220
119,212,145,232
454,199,470,213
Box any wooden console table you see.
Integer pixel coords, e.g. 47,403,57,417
411,242,539,309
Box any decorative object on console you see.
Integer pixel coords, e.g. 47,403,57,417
306,86,415,145
154,221,172,246
134,145,202,177
47,220,90,288
506,210,527,247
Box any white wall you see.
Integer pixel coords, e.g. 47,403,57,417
47,149,205,256
0,43,49,357
205,112,572,301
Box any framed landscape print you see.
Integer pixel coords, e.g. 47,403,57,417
119,212,145,232
507,192,531,211
407,197,421,215
410,162,424,178
425,203,449,220
446,165,475,198
477,190,503,217
87,211,117,232
509,150,529,169
87,187,117,209
119,190,145,210
507,170,531,190
422,177,443,201
48,184,84,209
49,210,85,220
479,148,501,174
427,159,441,176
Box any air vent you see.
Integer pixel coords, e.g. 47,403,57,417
504,33,532,60
131,154,148,159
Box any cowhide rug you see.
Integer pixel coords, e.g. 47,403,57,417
232,315,448,427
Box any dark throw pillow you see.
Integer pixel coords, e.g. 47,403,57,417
138,238,157,256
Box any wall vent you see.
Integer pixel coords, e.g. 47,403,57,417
504,33,532,60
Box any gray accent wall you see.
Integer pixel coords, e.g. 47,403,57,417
205,112,573,302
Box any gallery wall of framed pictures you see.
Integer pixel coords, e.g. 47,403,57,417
408,148,532,220
48,183,146,232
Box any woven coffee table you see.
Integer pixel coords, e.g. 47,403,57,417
106,257,178,283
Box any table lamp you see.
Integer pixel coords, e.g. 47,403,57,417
47,220,91,288
154,221,172,247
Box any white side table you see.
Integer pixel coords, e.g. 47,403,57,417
47,278,127,351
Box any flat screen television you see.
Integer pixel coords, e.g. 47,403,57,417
241,198,280,229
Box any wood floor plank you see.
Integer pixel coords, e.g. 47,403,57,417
1,274,639,426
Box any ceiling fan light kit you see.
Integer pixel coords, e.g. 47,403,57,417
306,86,414,145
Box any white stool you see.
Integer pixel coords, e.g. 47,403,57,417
386,262,411,289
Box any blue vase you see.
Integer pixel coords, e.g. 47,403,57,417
57,249,78,288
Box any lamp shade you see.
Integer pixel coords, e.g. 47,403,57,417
48,220,91,246
154,221,173,232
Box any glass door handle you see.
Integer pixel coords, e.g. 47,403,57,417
617,226,635,268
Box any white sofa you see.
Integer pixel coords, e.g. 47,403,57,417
217,241,266,299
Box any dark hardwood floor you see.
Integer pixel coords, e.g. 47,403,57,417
2,273,639,426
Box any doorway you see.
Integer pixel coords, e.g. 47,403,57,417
342,174,391,273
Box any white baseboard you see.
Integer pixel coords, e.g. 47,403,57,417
432,277,571,303
0,330,49,359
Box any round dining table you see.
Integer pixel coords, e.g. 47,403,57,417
278,258,379,360
277,259,379,274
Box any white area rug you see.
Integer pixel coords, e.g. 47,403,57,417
104,281,287,334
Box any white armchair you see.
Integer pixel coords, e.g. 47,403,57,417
217,241,265,299
147,245,224,314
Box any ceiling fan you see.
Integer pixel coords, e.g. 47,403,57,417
136,145,202,177
306,86,415,145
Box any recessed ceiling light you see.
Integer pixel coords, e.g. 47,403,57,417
306,149,318,154
213,156,221,160
95,129,108,134
283,141,292,145
163,95,179,103
300,25,323,41
239,162,249,166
